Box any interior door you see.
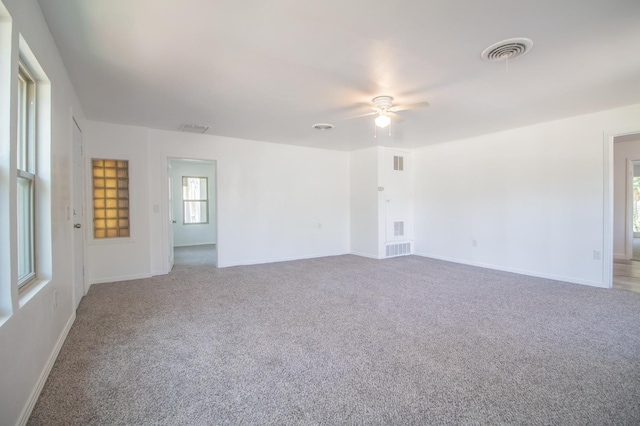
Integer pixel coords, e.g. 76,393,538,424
72,119,85,309
168,163,175,271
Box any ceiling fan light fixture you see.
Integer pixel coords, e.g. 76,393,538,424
375,113,391,128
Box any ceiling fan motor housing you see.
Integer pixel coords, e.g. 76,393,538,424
373,96,394,110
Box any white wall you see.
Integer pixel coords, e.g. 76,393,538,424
82,123,350,280
414,103,640,287
613,136,640,258
83,122,151,284
0,0,85,425
350,147,380,258
169,160,217,247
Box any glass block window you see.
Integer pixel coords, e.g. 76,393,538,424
182,176,208,224
92,159,130,238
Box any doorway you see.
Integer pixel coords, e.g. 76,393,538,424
611,132,640,293
167,158,217,270
631,161,640,261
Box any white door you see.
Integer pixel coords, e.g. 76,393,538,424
385,149,412,242
72,119,85,309
168,163,175,271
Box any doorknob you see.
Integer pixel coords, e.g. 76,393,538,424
74,223,82,229
171,220,177,224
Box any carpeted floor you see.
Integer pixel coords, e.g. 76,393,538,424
174,244,216,267
29,253,640,425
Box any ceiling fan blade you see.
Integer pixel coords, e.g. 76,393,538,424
389,112,405,123
389,101,430,112
344,111,378,120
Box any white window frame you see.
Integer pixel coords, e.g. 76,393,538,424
17,60,36,288
182,176,209,225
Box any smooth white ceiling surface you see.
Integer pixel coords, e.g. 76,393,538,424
38,0,640,151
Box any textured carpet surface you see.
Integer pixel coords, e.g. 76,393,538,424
29,251,640,425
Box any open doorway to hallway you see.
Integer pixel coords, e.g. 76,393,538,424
168,158,217,269
613,133,640,293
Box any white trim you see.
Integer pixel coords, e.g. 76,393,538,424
625,158,633,260
604,132,614,289
88,272,152,285
613,252,626,260
17,311,75,426
350,251,383,260
414,252,606,288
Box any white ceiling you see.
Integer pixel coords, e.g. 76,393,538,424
38,0,640,151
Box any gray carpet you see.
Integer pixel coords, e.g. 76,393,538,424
174,244,216,266
29,253,640,425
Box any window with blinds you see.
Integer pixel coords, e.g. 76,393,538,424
92,159,130,238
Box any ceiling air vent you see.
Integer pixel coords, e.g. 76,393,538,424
481,38,533,62
312,123,334,130
180,123,210,134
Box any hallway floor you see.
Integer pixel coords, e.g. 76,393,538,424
613,258,640,293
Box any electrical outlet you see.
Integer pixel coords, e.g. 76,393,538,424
593,250,601,260
472,240,478,247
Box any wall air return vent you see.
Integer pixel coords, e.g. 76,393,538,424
386,242,411,257
180,123,210,134
393,155,404,171
394,221,404,237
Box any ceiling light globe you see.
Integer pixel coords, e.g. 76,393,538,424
375,114,391,128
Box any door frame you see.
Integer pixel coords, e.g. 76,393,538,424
625,159,640,260
161,154,218,273
71,115,86,307
604,128,640,288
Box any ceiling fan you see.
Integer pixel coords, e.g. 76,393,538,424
346,96,430,132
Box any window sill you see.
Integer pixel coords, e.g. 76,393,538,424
88,236,137,246
19,278,51,309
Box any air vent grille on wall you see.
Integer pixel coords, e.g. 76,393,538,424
393,155,404,171
394,221,404,237
386,242,411,257
180,123,210,134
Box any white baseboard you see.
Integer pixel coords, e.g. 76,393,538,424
89,273,152,285
18,311,76,426
414,252,606,288
613,252,627,260
350,251,383,260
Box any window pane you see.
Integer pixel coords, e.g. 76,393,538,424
17,62,37,286
184,201,208,224
17,75,26,170
182,177,207,200
17,176,34,283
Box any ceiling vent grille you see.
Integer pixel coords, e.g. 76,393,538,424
180,123,210,134
481,38,533,62
312,123,334,130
